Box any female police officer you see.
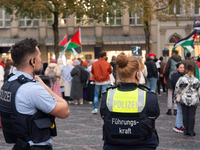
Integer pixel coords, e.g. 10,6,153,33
100,53,160,150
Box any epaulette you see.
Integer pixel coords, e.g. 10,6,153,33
138,84,156,93
17,75,35,84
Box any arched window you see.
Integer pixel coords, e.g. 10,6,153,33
169,36,181,43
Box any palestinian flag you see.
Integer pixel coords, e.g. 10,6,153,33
59,35,68,51
58,28,82,58
172,29,197,53
196,64,200,80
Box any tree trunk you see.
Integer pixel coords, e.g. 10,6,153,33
52,11,59,60
144,21,151,57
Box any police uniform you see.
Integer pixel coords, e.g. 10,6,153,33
0,71,57,150
100,82,160,150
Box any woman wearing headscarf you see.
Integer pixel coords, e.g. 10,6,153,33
70,59,83,105
63,59,74,102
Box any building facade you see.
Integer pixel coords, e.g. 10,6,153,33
0,4,199,63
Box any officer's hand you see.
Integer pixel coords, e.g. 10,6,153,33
35,76,45,86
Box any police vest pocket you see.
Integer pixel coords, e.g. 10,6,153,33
31,118,51,143
34,118,52,129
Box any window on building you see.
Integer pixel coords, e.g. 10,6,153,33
74,13,94,26
19,16,39,27
103,10,122,26
130,13,142,25
195,0,200,14
47,13,67,26
0,8,11,28
169,0,180,14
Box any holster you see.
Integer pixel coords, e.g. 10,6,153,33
13,138,30,150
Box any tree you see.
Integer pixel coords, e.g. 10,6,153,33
0,0,126,59
126,0,195,55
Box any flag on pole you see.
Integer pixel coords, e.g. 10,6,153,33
196,64,200,80
59,35,68,48
172,29,197,53
58,28,82,58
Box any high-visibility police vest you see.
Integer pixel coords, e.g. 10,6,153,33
106,88,148,139
0,75,55,143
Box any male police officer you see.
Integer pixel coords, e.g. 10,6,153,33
0,38,70,150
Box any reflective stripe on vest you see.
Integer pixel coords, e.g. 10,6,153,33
106,88,146,113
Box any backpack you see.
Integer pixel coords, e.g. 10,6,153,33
79,67,89,83
47,68,56,84
170,59,181,73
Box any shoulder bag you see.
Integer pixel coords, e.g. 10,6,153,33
174,78,195,103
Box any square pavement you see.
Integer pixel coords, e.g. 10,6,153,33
0,92,200,150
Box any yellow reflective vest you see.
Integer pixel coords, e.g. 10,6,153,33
106,88,146,113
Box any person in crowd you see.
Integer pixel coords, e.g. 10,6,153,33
0,64,4,89
182,52,196,76
0,58,5,67
4,59,11,82
9,62,17,75
145,53,158,92
63,59,74,103
57,58,65,99
91,51,112,114
155,56,161,96
78,58,83,67
170,63,185,133
82,61,88,101
100,53,160,150
86,59,96,104
196,55,200,68
45,59,62,98
174,65,200,136
137,57,147,85
0,38,70,150
41,61,48,75
159,57,166,94
110,56,117,82
165,50,181,115
70,59,83,105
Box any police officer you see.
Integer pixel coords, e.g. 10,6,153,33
0,38,70,150
100,53,160,150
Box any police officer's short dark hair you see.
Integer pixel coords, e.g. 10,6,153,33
99,51,106,58
11,38,38,68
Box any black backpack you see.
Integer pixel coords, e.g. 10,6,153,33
78,67,89,83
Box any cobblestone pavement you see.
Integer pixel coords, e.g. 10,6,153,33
1,92,200,150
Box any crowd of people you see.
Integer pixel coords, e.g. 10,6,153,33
0,38,200,149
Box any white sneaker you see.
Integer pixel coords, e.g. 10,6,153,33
91,109,98,114
88,101,93,104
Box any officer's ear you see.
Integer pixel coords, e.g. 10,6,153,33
135,71,140,81
29,57,35,67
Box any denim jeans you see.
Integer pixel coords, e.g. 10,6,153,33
175,102,183,128
146,77,157,92
93,84,109,109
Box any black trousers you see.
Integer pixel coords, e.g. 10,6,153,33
181,104,197,134
86,82,95,102
159,77,165,92
157,79,160,94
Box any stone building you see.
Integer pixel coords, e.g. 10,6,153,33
0,4,199,63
